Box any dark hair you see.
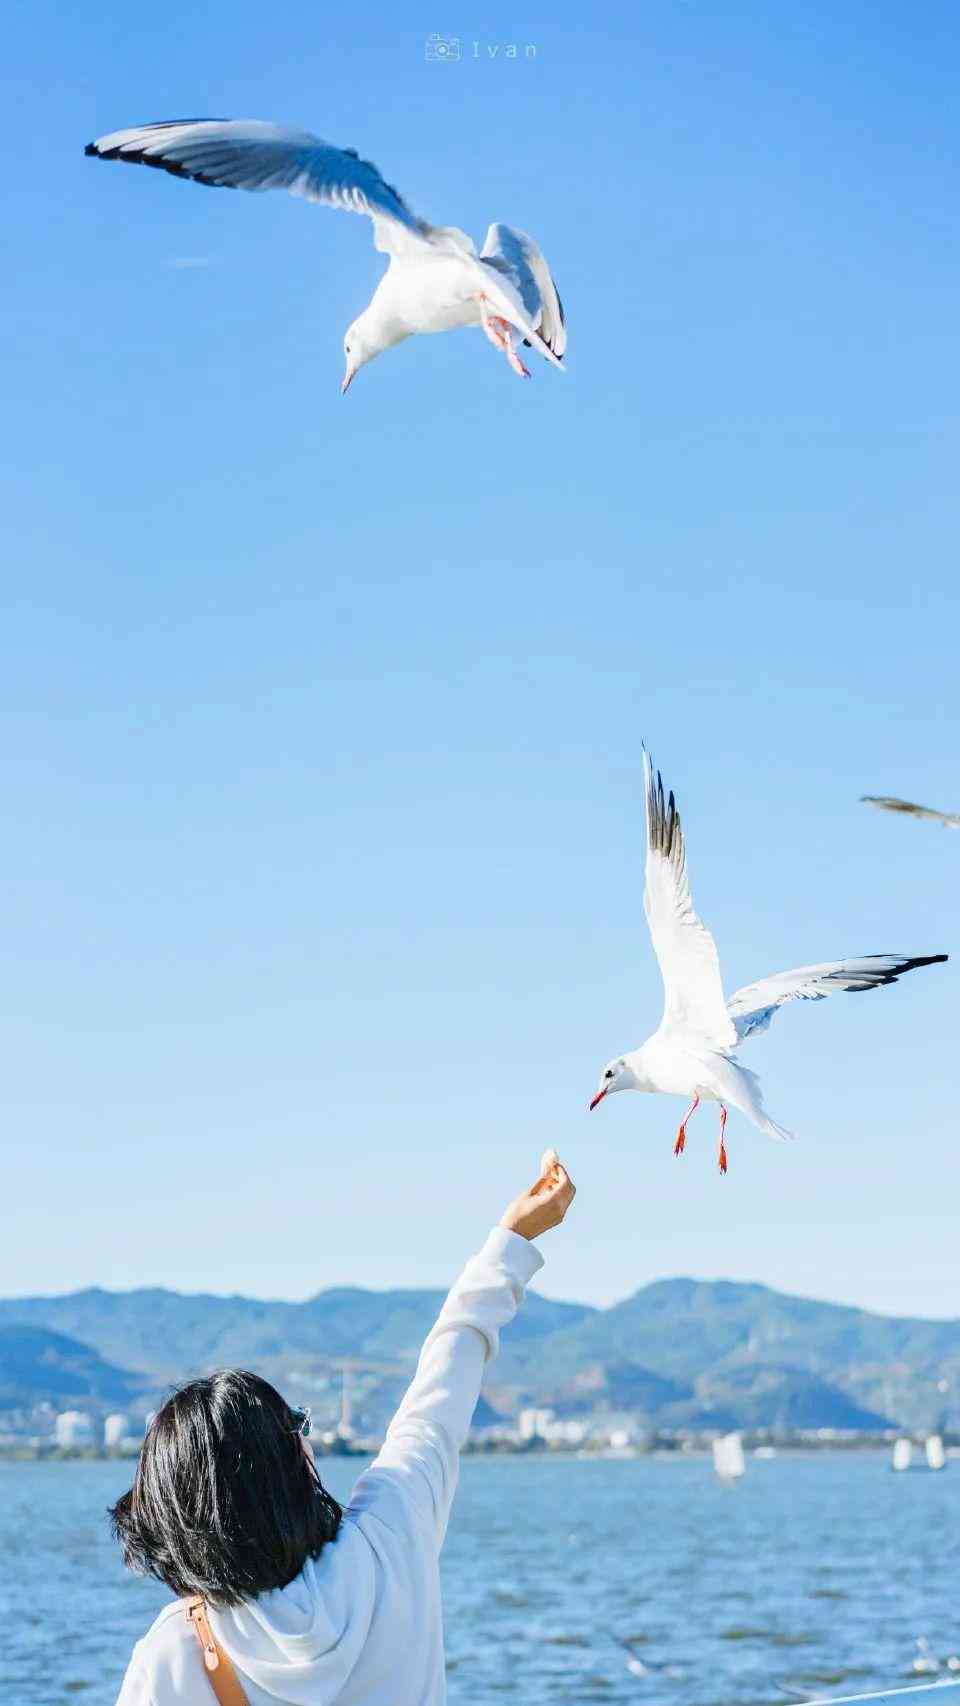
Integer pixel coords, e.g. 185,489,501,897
110,1370,342,1606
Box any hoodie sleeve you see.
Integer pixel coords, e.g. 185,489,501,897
114,1653,152,1706
346,1227,543,1545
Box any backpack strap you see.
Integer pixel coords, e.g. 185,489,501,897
184,1598,251,1706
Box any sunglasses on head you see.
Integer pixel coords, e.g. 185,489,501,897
290,1405,312,1438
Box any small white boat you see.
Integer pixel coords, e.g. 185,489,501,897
925,1435,946,1471
892,1438,913,1472
713,1431,746,1481
913,1638,940,1675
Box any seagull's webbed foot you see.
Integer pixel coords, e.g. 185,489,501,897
477,297,531,378
480,311,506,352
675,1093,700,1157
491,317,530,378
718,1105,728,1175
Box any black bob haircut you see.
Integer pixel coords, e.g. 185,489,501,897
110,1370,342,1606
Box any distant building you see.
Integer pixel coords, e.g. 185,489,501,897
542,1418,587,1446
55,1411,93,1448
104,1414,130,1449
518,1408,555,1441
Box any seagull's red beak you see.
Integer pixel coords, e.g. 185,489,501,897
589,1088,608,1111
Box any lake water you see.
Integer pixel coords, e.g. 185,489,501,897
1,1452,958,1705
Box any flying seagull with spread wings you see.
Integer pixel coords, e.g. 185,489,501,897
861,795,960,829
589,751,947,1172
84,119,566,391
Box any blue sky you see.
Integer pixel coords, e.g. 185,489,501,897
2,0,957,1315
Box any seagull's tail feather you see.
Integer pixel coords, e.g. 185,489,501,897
704,1054,796,1142
735,1062,795,1142
754,1106,795,1143
525,325,566,371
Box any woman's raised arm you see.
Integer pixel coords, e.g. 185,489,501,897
347,1152,575,1545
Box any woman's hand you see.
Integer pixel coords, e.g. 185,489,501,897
499,1149,576,1241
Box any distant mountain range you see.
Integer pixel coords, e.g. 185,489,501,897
0,1325,141,1411
1,1276,957,1436
490,1278,960,1432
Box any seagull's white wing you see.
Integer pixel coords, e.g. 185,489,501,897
728,953,948,1044
861,795,960,829
643,752,737,1049
480,224,566,360
85,119,432,255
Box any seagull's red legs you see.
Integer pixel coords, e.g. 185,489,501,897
489,315,530,378
480,311,507,351
718,1105,728,1175
476,295,531,378
674,1093,700,1156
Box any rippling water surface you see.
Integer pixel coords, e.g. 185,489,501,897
2,1452,958,1705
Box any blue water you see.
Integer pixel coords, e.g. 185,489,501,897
1,1453,958,1704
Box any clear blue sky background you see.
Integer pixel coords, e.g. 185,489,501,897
2,0,957,1315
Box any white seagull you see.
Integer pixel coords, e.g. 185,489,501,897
590,751,947,1172
84,118,566,391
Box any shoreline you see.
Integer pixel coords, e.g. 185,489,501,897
3,1437,957,1465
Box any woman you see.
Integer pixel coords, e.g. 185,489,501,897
113,1151,575,1705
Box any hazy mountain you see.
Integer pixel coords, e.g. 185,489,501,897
491,1278,960,1430
0,1326,145,1411
1,1276,957,1433
0,1286,591,1386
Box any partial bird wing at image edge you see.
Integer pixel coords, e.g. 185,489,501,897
861,795,960,829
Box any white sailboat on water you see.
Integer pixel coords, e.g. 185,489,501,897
713,1431,746,1481
925,1434,946,1471
891,1434,948,1472
892,1437,913,1472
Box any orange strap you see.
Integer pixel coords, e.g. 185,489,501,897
184,1598,251,1706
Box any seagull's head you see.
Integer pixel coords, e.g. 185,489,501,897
342,307,403,393
342,308,411,393
589,1057,633,1111
341,320,376,394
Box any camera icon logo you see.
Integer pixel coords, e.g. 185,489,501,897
425,33,462,62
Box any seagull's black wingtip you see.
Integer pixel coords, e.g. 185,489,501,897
84,141,99,157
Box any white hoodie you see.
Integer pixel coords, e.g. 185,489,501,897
115,1227,543,1706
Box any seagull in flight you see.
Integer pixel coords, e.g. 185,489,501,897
590,751,947,1172
84,118,566,391
861,795,960,830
